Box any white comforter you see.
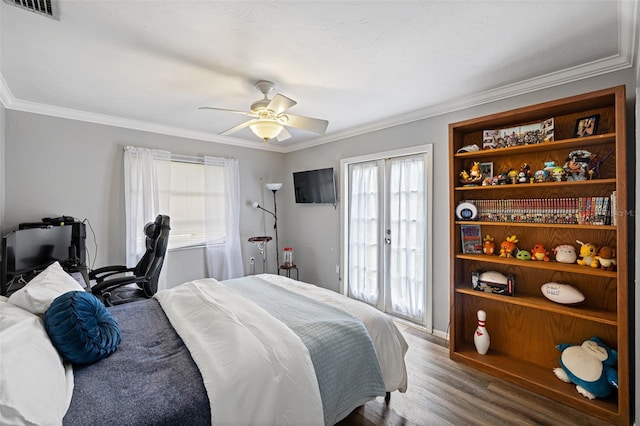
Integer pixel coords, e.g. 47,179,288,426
258,274,409,392
155,279,324,426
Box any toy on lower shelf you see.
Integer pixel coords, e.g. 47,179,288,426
553,336,618,400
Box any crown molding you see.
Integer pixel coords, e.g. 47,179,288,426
2,0,636,154
1,82,286,152
285,0,638,153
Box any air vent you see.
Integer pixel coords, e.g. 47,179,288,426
3,0,59,19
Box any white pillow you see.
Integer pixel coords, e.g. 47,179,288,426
8,262,85,315
0,300,74,425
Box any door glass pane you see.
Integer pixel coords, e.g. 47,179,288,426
347,162,380,305
388,155,425,320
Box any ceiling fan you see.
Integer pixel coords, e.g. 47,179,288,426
199,80,329,143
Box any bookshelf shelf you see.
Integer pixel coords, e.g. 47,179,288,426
455,253,617,278
449,86,629,425
454,133,616,159
456,221,616,231
454,178,616,191
454,288,617,325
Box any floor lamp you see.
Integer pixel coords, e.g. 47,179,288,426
253,182,282,271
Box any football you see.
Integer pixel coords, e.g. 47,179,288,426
541,282,585,305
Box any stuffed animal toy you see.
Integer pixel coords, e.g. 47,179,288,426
482,234,496,255
499,235,519,258
515,250,531,260
553,337,618,400
594,246,616,271
575,240,598,267
531,243,549,261
553,244,577,263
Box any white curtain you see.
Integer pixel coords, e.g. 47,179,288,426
347,161,380,305
388,156,425,320
204,156,243,280
123,145,171,289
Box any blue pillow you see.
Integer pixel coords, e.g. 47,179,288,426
44,291,121,365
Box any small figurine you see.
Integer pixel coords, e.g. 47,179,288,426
507,169,519,185
496,172,509,185
533,169,547,183
517,163,532,184
576,240,599,267
459,162,483,186
482,176,495,186
551,166,565,182
482,234,496,255
553,244,577,263
594,246,616,271
564,149,591,181
531,243,550,261
469,162,481,179
499,235,519,258
516,250,532,260
544,161,556,175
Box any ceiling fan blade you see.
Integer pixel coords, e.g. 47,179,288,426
220,119,256,136
199,106,258,117
283,114,329,134
276,127,292,142
267,94,297,114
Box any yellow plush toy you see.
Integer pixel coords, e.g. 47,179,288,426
576,240,598,267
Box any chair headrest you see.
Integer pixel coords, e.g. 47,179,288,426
144,222,156,238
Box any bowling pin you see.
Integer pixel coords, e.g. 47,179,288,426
474,309,490,355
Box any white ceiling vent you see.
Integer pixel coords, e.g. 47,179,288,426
3,0,59,19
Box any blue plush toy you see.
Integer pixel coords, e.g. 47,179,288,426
553,336,618,399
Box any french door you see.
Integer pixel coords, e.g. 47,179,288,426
341,146,432,327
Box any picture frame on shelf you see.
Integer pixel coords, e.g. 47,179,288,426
479,162,493,179
482,118,554,149
573,114,599,138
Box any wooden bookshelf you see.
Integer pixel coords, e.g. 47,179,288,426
449,86,629,425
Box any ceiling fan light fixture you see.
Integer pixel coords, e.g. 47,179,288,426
249,119,284,142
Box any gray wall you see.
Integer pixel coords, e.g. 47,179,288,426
2,111,285,283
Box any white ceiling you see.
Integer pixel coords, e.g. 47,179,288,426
0,1,637,152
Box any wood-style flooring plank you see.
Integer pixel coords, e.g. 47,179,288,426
337,322,614,426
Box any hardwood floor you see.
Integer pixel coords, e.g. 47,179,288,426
338,322,614,426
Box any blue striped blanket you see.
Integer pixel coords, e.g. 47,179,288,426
223,275,385,425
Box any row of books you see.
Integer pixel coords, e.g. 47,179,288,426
462,195,613,225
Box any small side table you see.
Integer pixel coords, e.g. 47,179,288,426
279,264,299,280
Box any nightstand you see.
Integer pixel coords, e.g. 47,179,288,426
278,264,298,280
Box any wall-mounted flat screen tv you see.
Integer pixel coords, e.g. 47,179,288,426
293,167,337,204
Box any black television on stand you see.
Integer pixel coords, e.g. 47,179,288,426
293,167,337,204
1,221,87,296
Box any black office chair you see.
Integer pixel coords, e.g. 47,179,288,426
90,215,170,306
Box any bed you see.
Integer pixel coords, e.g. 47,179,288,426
0,263,408,426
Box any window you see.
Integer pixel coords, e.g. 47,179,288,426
161,160,226,249
124,146,243,280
